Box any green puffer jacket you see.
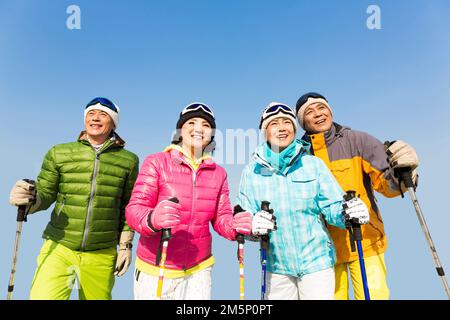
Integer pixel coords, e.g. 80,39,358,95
34,131,139,251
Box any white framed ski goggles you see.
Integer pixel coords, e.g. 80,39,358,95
181,103,215,118
261,104,295,119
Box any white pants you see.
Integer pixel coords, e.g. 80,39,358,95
134,267,212,300
266,268,335,300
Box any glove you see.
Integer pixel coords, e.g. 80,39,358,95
385,140,419,189
148,199,182,231
9,179,41,214
232,211,252,235
343,197,369,225
252,210,277,236
114,230,134,277
386,140,419,170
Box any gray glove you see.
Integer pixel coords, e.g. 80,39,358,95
9,179,40,214
385,140,419,189
114,230,134,277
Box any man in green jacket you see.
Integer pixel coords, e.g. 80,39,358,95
9,97,139,300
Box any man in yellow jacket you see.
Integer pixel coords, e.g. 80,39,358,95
296,92,420,300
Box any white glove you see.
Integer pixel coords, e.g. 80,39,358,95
343,198,370,225
252,210,277,236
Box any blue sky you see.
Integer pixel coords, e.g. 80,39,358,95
1,0,450,300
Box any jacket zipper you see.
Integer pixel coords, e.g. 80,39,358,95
81,150,101,251
179,158,198,270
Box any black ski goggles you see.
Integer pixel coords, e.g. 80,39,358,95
181,103,215,118
85,97,118,113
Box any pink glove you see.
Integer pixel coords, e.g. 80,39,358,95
232,211,252,236
148,199,182,231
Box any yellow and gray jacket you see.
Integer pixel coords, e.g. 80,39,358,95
303,123,401,264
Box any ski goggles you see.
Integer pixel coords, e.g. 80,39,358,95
261,104,296,120
181,103,215,118
85,97,119,113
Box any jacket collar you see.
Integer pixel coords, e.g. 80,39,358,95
167,148,216,171
302,122,349,146
78,131,126,149
253,139,310,175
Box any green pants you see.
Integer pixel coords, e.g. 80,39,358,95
30,240,117,300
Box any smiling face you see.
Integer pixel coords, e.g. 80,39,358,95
84,109,115,144
303,102,333,134
180,117,213,157
266,117,296,152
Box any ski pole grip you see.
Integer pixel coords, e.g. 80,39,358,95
260,201,272,250
161,197,179,241
395,167,415,188
261,201,270,212
344,190,357,202
233,205,246,244
17,206,27,222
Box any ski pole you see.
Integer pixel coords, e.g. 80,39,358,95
344,190,370,300
7,179,34,300
260,201,273,301
385,141,450,299
155,197,179,300
233,205,246,300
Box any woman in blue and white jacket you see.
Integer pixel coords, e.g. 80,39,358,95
237,102,370,300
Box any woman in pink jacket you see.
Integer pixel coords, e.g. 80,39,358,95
125,103,266,300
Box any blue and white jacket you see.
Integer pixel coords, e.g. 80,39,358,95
236,139,347,278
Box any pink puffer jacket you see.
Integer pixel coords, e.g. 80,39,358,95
125,149,237,270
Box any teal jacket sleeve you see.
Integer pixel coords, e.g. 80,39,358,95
315,158,346,229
